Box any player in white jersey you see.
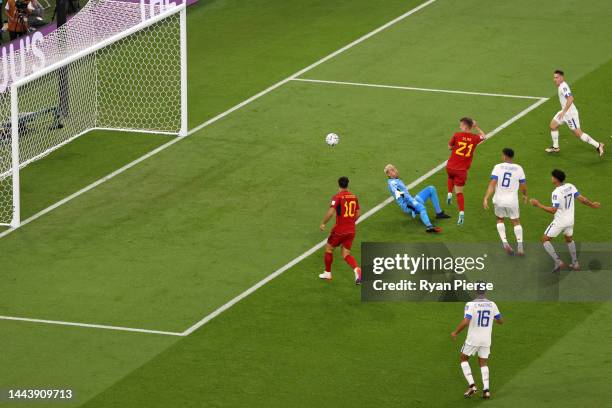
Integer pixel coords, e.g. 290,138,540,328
483,148,527,256
530,169,600,272
545,70,604,156
451,285,503,400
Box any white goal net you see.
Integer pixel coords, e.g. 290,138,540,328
0,0,187,227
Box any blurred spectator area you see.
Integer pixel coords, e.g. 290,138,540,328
1,0,86,42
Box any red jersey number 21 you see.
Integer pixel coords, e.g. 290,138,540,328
455,141,474,157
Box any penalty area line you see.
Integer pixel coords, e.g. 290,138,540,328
181,96,549,336
0,315,185,336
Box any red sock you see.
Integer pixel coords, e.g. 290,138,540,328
344,255,358,269
457,192,465,211
324,252,333,272
447,178,454,194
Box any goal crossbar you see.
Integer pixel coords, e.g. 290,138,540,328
1,1,188,227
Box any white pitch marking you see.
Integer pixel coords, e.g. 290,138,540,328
292,78,547,100
0,315,185,336
0,0,439,240
181,97,549,336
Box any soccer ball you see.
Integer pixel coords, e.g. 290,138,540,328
325,133,339,146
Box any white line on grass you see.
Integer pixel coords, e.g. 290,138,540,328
292,78,547,100
181,96,549,336
0,0,438,240
0,315,184,336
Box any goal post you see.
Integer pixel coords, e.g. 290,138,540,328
0,0,188,228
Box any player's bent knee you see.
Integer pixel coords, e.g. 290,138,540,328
541,235,550,243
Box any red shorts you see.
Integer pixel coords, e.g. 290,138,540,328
446,167,468,187
327,231,355,249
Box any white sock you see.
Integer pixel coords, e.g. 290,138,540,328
513,225,523,243
580,133,600,148
496,223,507,244
447,192,453,200
551,130,559,148
481,366,490,390
567,240,578,264
543,241,560,261
461,361,475,386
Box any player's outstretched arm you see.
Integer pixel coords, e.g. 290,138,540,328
483,179,496,209
529,198,557,214
577,195,601,209
320,207,335,231
494,316,504,325
451,318,470,339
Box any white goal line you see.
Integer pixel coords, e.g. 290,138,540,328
292,78,548,100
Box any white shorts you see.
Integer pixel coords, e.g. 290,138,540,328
461,343,490,359
544,221,574,238
553,110,580,130
494,205,519,219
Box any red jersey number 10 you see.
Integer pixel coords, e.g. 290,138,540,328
344,200,357,217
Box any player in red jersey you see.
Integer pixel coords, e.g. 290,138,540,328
318,176,362,285
446,117,487,225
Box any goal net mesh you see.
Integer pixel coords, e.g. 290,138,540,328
0,0,183,225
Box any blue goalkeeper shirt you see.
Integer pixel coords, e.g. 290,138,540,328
387,178,419,209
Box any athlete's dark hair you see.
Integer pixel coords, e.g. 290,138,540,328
459,117,474,128
502,148,514,158
554,69,564,76
551,169,566,183
338,176,349,189
475,281,487,296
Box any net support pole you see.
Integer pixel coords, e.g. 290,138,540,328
179,6,188,137
10,84,20,228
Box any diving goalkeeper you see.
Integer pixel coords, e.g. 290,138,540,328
384,164,450,233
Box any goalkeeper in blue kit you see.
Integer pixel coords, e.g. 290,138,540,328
384,164,450,233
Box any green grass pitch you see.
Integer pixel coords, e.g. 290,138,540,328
1,0,612,406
